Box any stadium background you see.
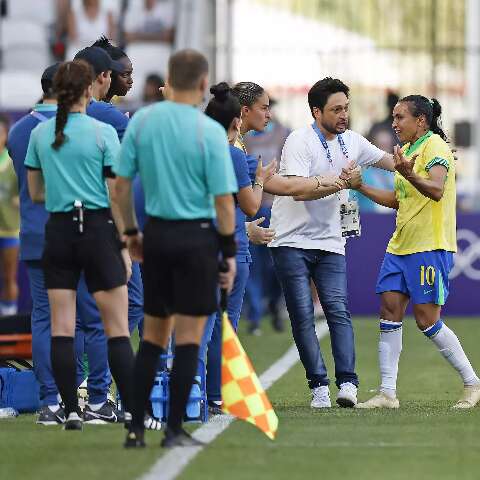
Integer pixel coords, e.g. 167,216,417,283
1,0,479,316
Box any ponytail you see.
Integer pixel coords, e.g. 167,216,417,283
400,94,448,142
51,61,95,150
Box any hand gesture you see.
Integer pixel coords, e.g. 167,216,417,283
246,217,276,245
258,158,277,184
320,175,346,190
393,145,417,179
125,232,144,263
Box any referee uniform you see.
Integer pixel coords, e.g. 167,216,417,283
116,49,238,447
25,62,134,428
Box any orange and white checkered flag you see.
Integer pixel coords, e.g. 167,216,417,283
221,312,278,440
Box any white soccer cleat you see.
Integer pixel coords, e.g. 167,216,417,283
311,385,331,408
336,382,357,408
452,384,480,409
355,392,399,409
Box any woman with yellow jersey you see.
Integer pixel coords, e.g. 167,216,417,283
355,95,480,410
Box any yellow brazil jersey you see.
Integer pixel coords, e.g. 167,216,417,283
387,131,456,255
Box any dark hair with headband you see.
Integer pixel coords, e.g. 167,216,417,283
399,95,447,142
231,82,265,107
308,77,349,117
52,60,94,150
205,82,241,131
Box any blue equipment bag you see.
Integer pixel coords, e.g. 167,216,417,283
0,361,40,413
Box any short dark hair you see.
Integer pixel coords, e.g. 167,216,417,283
92,35,127,61
168,49,208,90
308,77,349,116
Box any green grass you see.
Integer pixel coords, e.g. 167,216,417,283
0,318,291,480
180,317,480,480
2,318,480,480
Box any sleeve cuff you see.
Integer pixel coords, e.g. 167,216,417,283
425,157,449,172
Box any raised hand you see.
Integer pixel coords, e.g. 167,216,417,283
256,157,277,184
394,145,417,179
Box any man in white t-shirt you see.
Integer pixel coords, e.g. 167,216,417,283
269,77,393,409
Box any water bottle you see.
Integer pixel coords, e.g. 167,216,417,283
186,376,201,419
0,407,19,418
150,374,164,421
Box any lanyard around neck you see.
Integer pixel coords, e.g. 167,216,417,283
311,122,349,167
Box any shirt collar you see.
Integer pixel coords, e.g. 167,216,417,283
406,130,433,156
34,103,57,112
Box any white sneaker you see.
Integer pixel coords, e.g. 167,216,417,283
452,384,480,409
336,382,357,408
356,392,400,409
310,385,331,408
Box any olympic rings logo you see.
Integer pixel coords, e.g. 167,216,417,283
449,229,480,280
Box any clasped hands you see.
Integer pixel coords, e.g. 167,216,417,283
336,161,362,190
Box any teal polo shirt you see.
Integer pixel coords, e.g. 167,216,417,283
24,112,120,212
114,101,238,220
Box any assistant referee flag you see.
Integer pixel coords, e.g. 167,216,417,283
221,312,278,440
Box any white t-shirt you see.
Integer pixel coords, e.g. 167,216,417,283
269,125,384,255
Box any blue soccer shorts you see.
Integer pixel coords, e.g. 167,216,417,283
376,250,454,305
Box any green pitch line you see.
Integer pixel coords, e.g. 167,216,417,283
180,317,480,480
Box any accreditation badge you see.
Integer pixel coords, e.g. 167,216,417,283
340,200,361,238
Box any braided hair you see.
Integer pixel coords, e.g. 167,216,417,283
205,82,241,131
231,82,265,107
399,95,448,142
52,60,94,150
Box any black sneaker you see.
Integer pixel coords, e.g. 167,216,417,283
36,406,66,425
207,401,223,416
83,400,119,424
161,428,204,448
124,428,146,448
64,412,83,431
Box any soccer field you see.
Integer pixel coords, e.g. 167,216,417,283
1,318,479,480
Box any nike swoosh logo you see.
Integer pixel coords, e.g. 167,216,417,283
424,289,433,294
89,412,116,421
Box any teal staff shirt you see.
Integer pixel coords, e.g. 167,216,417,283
24,113,120,212
114,101,238,220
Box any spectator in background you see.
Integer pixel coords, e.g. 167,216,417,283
67,0,117,57
123,0,175,45
0,114,19,315
243,97,290,333
359,91,398,212
143,73,165,104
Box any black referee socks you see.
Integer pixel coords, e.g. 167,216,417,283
107,336,135,414
167,343,200,434
131,340,165,429
51,336,79,417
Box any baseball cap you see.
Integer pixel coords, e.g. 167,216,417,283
74,46,124,75
41,62,61,95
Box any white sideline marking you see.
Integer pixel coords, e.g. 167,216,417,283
139,321,329,480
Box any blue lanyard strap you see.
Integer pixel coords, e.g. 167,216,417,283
311,122,349,165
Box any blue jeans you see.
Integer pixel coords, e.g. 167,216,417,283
199,261,250,402
270,247,358,389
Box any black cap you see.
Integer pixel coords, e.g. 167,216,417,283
41,62,61,95
74,46,124,75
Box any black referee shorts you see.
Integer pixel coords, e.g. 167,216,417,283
42,209,126,293
143,217,219,317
